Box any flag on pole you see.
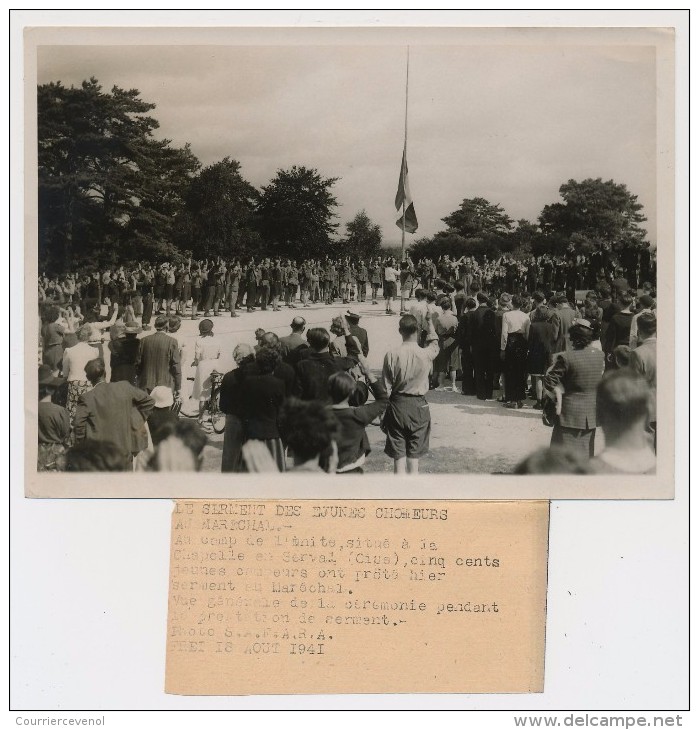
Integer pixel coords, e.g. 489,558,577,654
395,146,418,233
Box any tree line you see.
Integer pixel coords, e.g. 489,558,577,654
38,78,381,273
38,78,649,274
409,178,650,262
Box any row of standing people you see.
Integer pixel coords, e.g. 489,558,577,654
408,280,657,468
38,243,656,324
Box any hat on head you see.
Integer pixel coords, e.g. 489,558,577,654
38,364,65,388
124,324,142,335
151,386,174,409
346,310,361,321
572,318,593,330
154,315,168,330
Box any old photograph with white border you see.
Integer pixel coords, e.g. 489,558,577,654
24,24,675,498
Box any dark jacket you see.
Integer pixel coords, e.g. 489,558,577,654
544,347,605,429
455,311,472,349
136,331,181,392
527,320,555,374
220,361,256,417
240,374,286,440
273,361,296,396
348,323,369,357
551,305,577,353
294,336,359,403
280,332,307,358
332,380,389,470
603,311,634,356
470,305,498,355
109,336,140,384
73,381,154,455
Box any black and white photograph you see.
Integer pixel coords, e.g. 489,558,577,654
10,9,689,719
25,24,675,497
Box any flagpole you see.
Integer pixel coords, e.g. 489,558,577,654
401,47,409,264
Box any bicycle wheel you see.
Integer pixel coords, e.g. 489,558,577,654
211,397,226,433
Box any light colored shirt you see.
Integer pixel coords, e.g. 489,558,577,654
382,336,439,396
384,267,399,283
408,300,429,334
329,335,348,358
171,331,191,377
62,342,100,382
501,309,531,351
436,310,458,338
426,302,440,329
90,307,119,334
194,336,222,363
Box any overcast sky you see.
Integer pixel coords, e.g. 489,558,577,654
37,41,657,245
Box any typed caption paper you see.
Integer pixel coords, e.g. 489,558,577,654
166,500,549,695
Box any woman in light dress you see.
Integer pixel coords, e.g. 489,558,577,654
434,296,460,391
191,318,223,427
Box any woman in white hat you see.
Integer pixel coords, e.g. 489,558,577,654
192,318,223,427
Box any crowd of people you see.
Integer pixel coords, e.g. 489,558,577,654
36,245,658,476
37,247,656,324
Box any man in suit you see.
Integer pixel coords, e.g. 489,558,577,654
294,325,360,403
470,292,499,400
544,321,606,459
73,358,154,469
345,310,369,357
629,312,657,448
136,315,182,397
602,291,635,367
280,316,308,364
